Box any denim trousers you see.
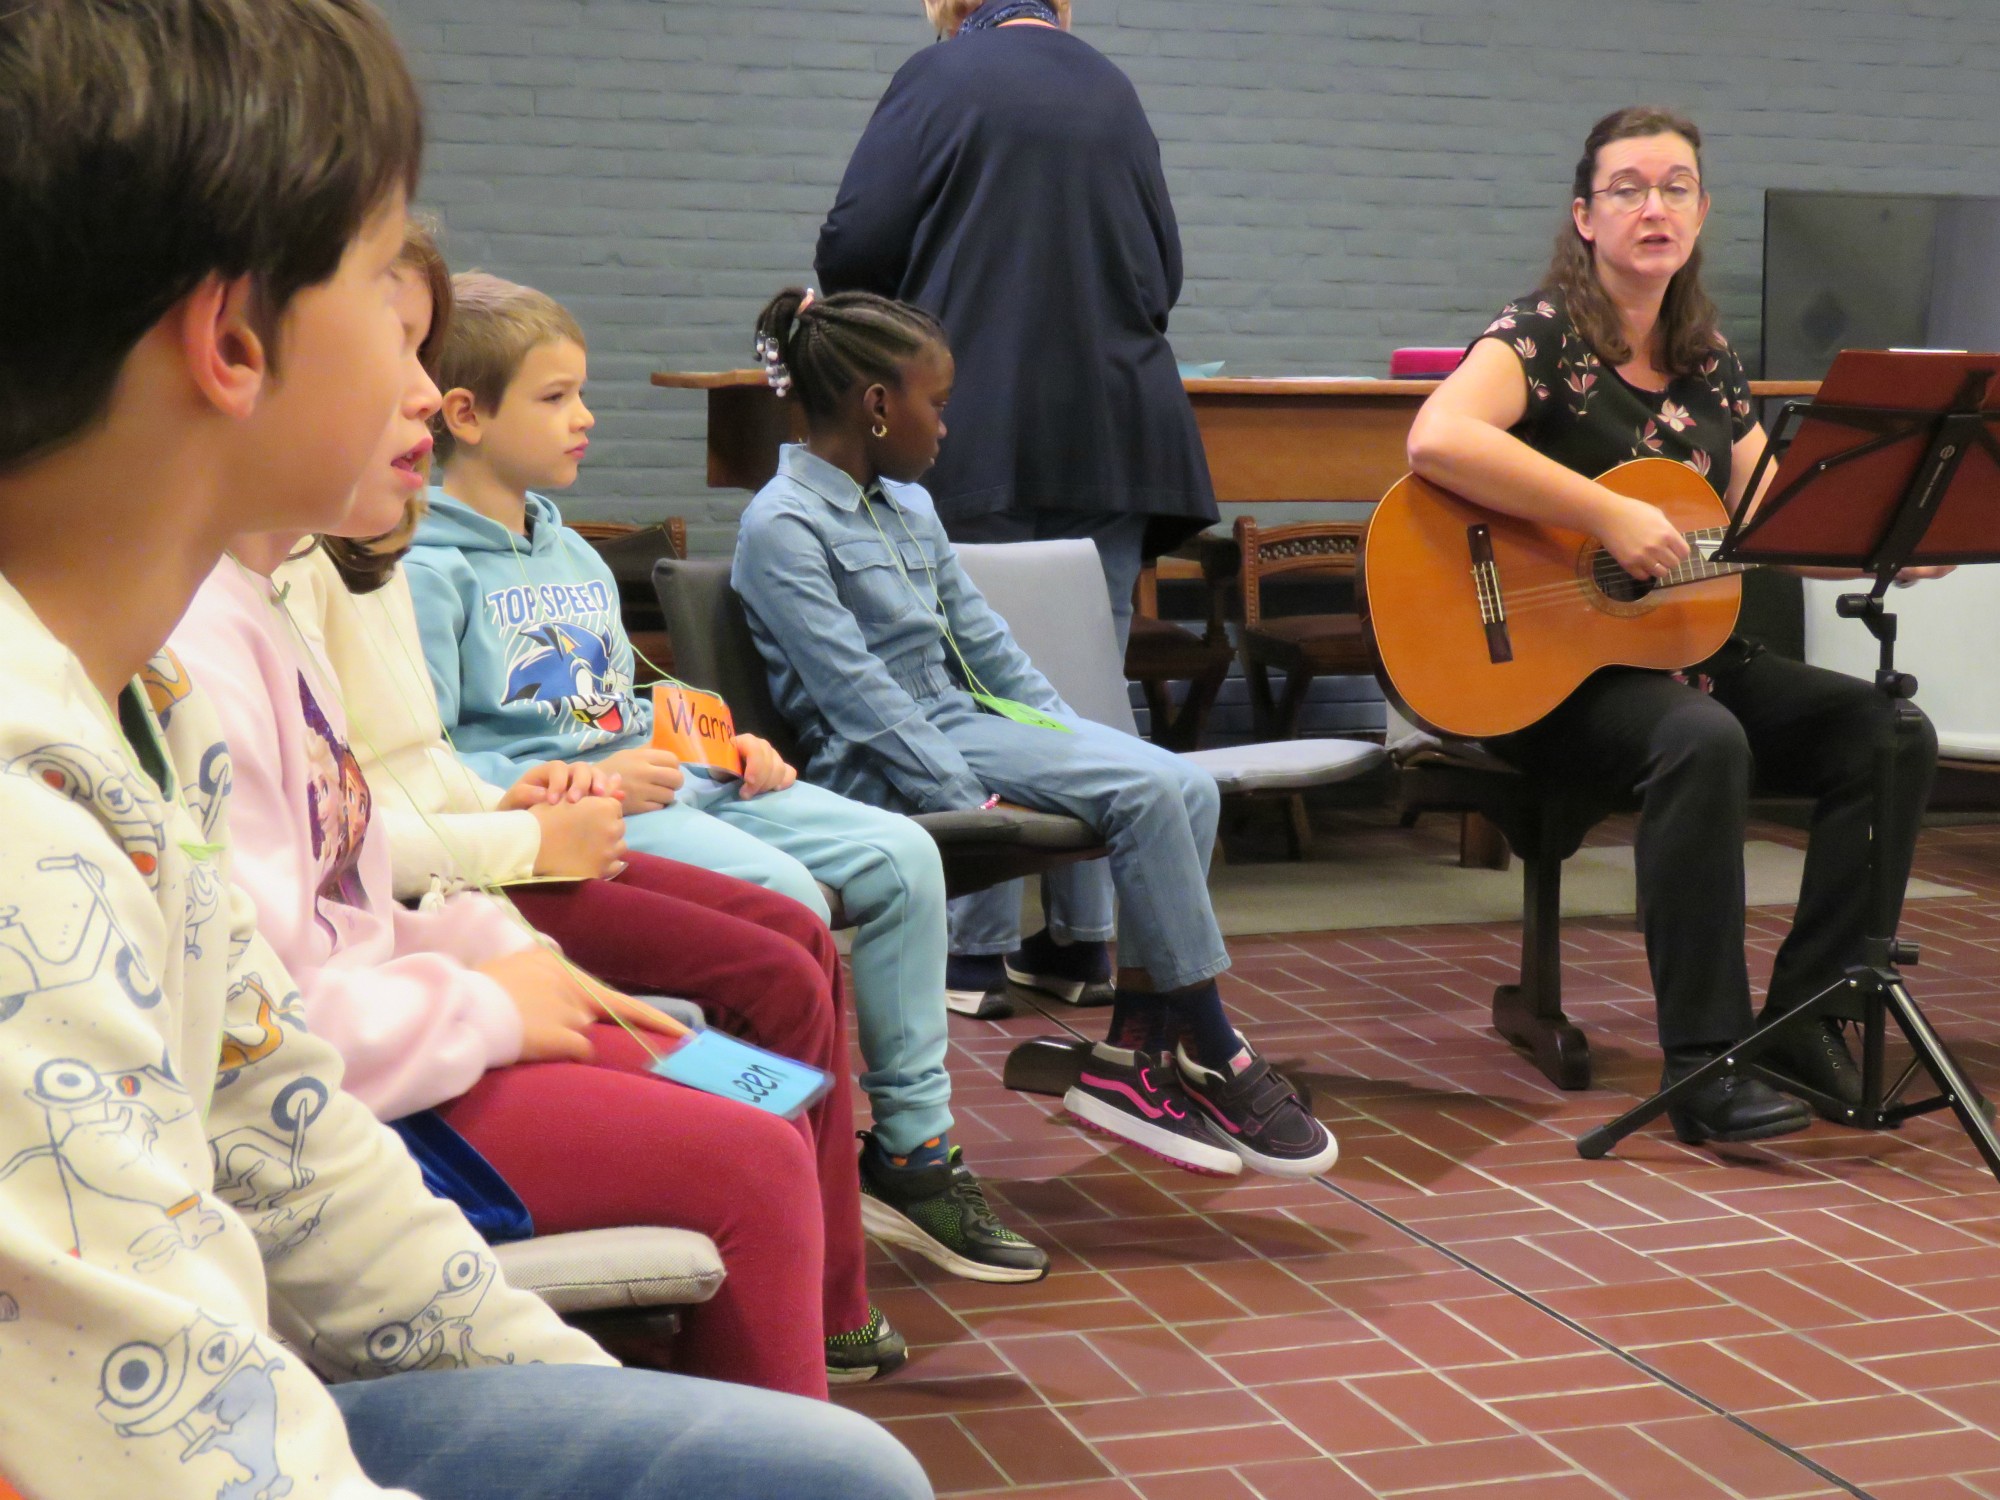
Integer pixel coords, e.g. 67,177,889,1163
930,695,1226,991
331,1363,932,1500
616,774,952,1157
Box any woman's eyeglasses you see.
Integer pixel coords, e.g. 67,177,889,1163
1590,176,1702,215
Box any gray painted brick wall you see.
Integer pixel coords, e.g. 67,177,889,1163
378,0,2000,552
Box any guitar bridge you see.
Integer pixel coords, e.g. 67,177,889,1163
1468,525,1513,664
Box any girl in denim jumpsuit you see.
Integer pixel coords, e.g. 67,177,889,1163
733,289,1335,1181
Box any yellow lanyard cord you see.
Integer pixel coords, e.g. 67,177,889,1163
251,558,670,1063
858,489,999,701
499,523,690,694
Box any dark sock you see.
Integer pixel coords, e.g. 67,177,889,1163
1166,980,1241,1070
873,1133,950,1173
1105,989,1162,1053
1017,929,1111,981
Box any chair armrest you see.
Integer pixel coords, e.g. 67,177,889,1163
909,806,1101,849
1180,739,1386,795
495,1226,725,1314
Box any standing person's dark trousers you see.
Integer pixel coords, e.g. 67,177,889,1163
949,510,1153,656
1487,649,1938,1059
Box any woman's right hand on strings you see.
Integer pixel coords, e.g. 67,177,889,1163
528,796,629,880
1595,492,1692,581
597,747,686,813
477,948,601,1062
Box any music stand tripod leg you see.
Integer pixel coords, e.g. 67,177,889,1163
1878,972,2000,1175
1579,596,1995,1173
1575,989,1847,1158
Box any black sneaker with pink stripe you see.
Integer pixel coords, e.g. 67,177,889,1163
1062,1045,1241,1176
1174,1040,1338,1178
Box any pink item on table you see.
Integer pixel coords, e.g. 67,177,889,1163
1390,347,1466,379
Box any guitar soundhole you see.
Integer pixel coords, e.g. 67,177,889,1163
1588,549,1654,604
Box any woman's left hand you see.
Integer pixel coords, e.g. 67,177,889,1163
1894,564,1957,587
733,734,799,798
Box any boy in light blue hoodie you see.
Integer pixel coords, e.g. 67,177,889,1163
404,271,1048,1287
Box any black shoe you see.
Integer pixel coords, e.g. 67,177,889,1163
858,1133,1049,1283
825,1306,907,1385
1662,1048,1813,1145
1174,1040,1338,1178
944,954,1013,1019
1756,1005,1864,1118
1062,1045,1242,1176
1005,930,1114,1006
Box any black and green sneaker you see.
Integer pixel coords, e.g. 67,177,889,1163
858,1132,1050,1285
825,1305,907,1385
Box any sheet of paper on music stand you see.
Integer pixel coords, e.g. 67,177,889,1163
1726,349,2000,566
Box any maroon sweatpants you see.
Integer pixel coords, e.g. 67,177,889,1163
440,854,869,1398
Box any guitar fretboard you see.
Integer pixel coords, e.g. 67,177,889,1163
1597,526,1754,593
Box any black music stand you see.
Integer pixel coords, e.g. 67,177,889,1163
1577,350,2000,1181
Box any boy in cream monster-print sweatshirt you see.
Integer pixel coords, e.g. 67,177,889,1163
0,3,611,1495
0,622,610,1498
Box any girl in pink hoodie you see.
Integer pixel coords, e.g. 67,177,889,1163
170,222,841,1399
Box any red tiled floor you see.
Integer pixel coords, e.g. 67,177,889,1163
832,814,2000,1495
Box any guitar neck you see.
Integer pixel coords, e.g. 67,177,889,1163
1657,526,1757,589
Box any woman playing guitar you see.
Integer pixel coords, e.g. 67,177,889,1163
1406,105,1942,1146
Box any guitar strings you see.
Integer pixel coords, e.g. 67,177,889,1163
1483,562,1746,608
1463,529,1745,611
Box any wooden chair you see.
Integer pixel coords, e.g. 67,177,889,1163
1123,559,1233,750
573,518,687,681
1233,517,1375,853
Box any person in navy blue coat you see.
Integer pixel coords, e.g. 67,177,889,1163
815,0,1217,654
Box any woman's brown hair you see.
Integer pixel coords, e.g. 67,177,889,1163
924,0,1070,37
319,214,453,595
1544,105,1722,379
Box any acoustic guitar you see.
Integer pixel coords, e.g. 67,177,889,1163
1362,458,1749,739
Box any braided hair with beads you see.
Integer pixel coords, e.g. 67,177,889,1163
753,287,946,422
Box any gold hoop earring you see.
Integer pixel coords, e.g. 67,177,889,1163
871,421,889,439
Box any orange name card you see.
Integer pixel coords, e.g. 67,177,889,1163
652,683,743,776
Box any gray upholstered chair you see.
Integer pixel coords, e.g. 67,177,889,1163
650,558,1109,913
952,539,1387,1094
492,1225,724,1365
954,540,1385,800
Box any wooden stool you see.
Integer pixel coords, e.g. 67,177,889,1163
1394,741,1620,1091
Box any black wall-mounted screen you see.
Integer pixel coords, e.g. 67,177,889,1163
1761,190,2000,379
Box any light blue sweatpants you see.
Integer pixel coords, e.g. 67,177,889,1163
620,773,952,1155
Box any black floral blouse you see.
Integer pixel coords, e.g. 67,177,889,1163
1474,291,1756,501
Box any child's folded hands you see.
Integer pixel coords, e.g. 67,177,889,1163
597,746,686,813
526,796,628,880
731,734,798,799
503,758,624,805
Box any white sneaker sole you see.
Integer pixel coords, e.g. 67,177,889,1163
1201,1118,1339,1178
1061,1087,1243,1176
1004,963,1113,1006
826,1358,895,1385
859,1194,1049,1284
944,986,1011,1019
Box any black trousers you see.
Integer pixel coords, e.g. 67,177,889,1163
1487,648,1938,1051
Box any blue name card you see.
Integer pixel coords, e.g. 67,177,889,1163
650,1030,831,1119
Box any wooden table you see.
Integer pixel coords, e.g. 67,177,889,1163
651,368,1822,504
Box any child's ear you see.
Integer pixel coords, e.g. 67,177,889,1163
440,387,483,447
177,273,268,419
863,382,891,424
